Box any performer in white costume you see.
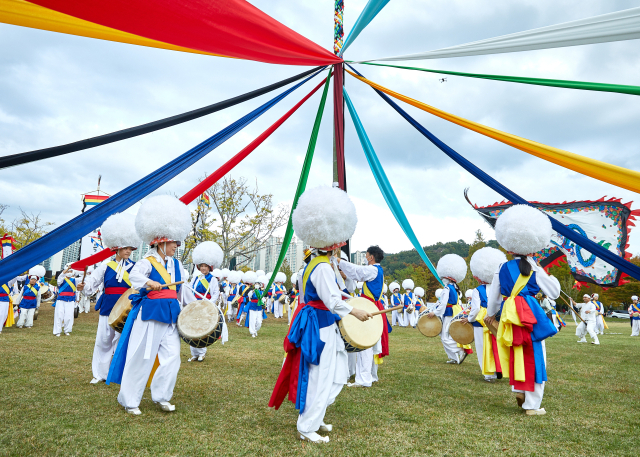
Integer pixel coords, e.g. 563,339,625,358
486,205,560,416
428,254,467,364
113,195,191,415
77,270,92,313
402,279,416,328
16,266,46,328
574,294,600,345
272,272,288,318
268,186,372,444
591,293,605,335
245,272,264,337
185,241,223,361
338,245,387,388
0,274,20,333
389,282,402,326
53,265,84,335
225,271,242,322
464,247,506,382
236,271,253,326
629,295,640,336
82,213,140,383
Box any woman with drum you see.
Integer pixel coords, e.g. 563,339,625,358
15,266,46,329
269,186,372,444
427,254,468,364
110,195,192,416
462,247,506,383
184,241,223,361
53,264,85,336
485,205,560,416
81,213,140,384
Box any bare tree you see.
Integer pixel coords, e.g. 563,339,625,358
10,209,54,249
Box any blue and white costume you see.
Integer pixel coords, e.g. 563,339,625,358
53,270,81,335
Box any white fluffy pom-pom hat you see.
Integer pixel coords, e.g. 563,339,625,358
228,271,242,284
402,279,414,290
389,281,400,292
414,286,425,297
292,186,357,251
470,247,507,284
192,241,223,269
495,204,552,255
29,265,46,279
437,254,467,283
243,271,257,285
101,213,141,250
275,272,287,283
135,195,191,246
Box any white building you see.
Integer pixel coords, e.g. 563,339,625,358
351,250,367,266
233,236,306,274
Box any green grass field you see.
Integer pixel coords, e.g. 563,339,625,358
1,305,638,456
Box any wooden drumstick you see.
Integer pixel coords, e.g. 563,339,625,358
559,294,586,324
146,280,184,290
369,304,403,316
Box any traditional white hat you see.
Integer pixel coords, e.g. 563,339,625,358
256,275,268,287
382,283,388,294
292,186,357,250
29,265,45,279
256,270,265,277
101,213,141,250
495,204,552,255
266,271,273,279
414,286,425,297
135,195,191,246
592,293,599,298
470,247,506,284
243,271,257,284
402,279,414,290
632,295,638,301
221,268,230,278
435,288,443,299
228,271,242,284
275,272,287,283
291,273,298,284
192,241,223,269
389,281,400,292
212,268,222,278
583,294,591,298
437,254,467,283
465,289,474,299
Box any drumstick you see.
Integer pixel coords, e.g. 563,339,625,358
369,304,403,316
558,293,586,324
146,280,184,290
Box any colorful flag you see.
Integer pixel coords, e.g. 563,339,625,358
200,193,210,208
1,234,15,259
82,194,109,211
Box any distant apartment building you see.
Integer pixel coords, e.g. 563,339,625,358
351,250,367,266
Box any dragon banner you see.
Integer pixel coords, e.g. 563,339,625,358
466,194,639,287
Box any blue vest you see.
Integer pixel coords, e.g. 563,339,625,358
57,278,77,302
631,303,640,320
403,291,414,310
140,259,182,324
274,284,286,298
21,283,40,309
194,273,214,299
392,293,402,306
0,283,12,302
302,261,339,327
471,284,488,327
95,261,135,316
415,297,424,310
443,283,458,317
227,284,240,302
362,265,384,300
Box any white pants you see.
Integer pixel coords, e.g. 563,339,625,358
0,301,9,331
118,315,181,409
347,352,356,377
577,320,599,343
238,312,247,324
354,348,376,387
441,315,464,361
297,323,348,434
78,295,91,313
513,341,546,410
391,310,401,326
409,310,418,327
473,326,496,380
53,300,75,335
595,315,604,334
631,319,640,336
226,303,235,322
249,309,263,335
274,300,283,318
92,314,121,380
190,346,207,357
17,307,36,328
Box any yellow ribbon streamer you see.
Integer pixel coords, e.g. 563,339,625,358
1,0,229,59
474,306,497,376
496,273,531,383
3,284,15,328
346,69,640,194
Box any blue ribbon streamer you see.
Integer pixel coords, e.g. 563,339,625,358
343,87,443,285
347,63,640,282
0,68,325,286
341,0,391,56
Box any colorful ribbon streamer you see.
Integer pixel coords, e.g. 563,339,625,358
0,69,324,286
0,66,324,170
261,69,333,301
359,6,640,62
358,62,640,97
340,0,391,56
346,69,640,195
26,0,341,66
342,87,443,286
345,64,640,282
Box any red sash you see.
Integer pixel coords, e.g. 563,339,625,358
105,287,130,295
59,292,75,297
361,294,389,358
148,290,177,299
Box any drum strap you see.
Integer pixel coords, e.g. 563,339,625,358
25,284,38,297
107,261,132,286
147,257,174,289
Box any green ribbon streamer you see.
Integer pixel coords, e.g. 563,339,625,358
259,69,333,305
357,62,640,96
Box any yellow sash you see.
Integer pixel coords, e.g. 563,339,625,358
26,284,39,296
362,281,381,302
3,284,14,327
147,257,174,289
496,273,531,382
302,256,330,299
198,276,210,293
63,277,77,292
107,261,132,287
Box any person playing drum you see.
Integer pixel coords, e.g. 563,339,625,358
185,241,223,361
82,213,140,384
485,205,560,416
460,247,506,383
389,282,402,326
225,271,242,323
236,271,253,326
269,186,372,444
402,279,416,328
337,245,389,388
110,195,192,416
16,266,46,329
53,264,84,336
272,273,287,319
243,272,265,337
0,273,21,334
